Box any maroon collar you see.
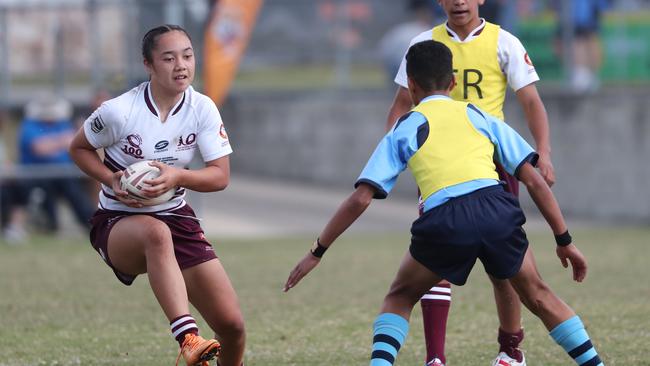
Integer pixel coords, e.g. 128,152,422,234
446,26,484,37
144,83,158,117
172,92,186,116
144,83,186,117
445,18,486,40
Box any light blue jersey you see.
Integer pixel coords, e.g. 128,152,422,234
356,95,537,212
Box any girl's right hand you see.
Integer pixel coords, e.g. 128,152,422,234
111,171,144,208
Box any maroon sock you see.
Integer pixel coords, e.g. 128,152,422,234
170,314,199,346
421,283,451,364
498,328,524,362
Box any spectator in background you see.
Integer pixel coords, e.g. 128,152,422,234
18,95,94,233
480,0,518,32
479,0,503,24
379,0,441,85
0,110,29,243
555,0,609,93
77,89,113,127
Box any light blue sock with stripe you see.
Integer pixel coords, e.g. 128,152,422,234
370,313,409,366
550,315,604,366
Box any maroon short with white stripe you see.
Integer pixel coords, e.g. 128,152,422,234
421,283,452,364
422,285,452,302
89,204,217,285
495,162,519,197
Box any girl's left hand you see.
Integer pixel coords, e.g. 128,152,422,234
142,161,180,198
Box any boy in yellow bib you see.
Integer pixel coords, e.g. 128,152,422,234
284,40,604,366
386,1,555,365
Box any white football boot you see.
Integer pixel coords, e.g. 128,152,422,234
426,357,445,366
492,351,526,366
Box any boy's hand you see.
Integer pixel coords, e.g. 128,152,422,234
283,251,321,292
537,153,556,186
556,244,587,282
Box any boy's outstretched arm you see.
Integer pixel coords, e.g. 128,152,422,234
516,84,556,186
518,163,587,282
283,184,376,292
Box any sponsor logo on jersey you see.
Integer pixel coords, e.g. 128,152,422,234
219,124,228,139
178,133,196,146
177,133,197,152
158,156,179,165
524,52,534,67
127,134,142,147
122,134,144,159
91,115,105,133
154,140,170,152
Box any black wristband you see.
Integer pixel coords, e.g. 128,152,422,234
554,230,572,247
310,238,328,258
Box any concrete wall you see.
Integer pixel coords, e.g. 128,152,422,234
221,87,650,222
503,87,650,221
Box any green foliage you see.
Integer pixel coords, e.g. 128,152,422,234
518,11,650,81
0,227,648,365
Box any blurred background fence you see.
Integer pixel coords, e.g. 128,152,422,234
2,0,650,104
1,0,649,243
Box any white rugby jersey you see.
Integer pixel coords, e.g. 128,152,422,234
394,19,539,93
83,82,232,212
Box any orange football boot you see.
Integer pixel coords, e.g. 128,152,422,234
175,334,221,366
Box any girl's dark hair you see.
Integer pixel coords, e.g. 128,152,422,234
141,24,192,62
406,40,454,92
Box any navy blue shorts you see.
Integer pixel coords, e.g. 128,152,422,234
409,185,528,286
89,204,217,286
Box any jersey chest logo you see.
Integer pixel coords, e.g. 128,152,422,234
121,134,144,159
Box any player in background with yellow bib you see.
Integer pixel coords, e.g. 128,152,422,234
385,1,555,366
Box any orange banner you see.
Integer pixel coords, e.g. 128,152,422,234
203,0,263,106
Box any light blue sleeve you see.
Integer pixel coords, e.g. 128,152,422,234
466,105,538,177
355,112,426,198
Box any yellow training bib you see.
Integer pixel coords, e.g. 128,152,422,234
432,22,506,120
408,99,498,200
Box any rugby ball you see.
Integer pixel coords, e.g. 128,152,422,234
119,160,175,206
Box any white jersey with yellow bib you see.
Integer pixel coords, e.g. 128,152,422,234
394,19,539,121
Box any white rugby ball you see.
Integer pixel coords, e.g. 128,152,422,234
119,160,175,206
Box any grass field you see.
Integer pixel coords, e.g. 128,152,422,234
0,226,648,366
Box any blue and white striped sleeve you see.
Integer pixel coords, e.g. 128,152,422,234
355,112,425,198
466,105,538,178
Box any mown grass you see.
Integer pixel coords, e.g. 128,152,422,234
0,226,648,365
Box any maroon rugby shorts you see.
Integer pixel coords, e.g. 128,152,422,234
89,204,217,285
